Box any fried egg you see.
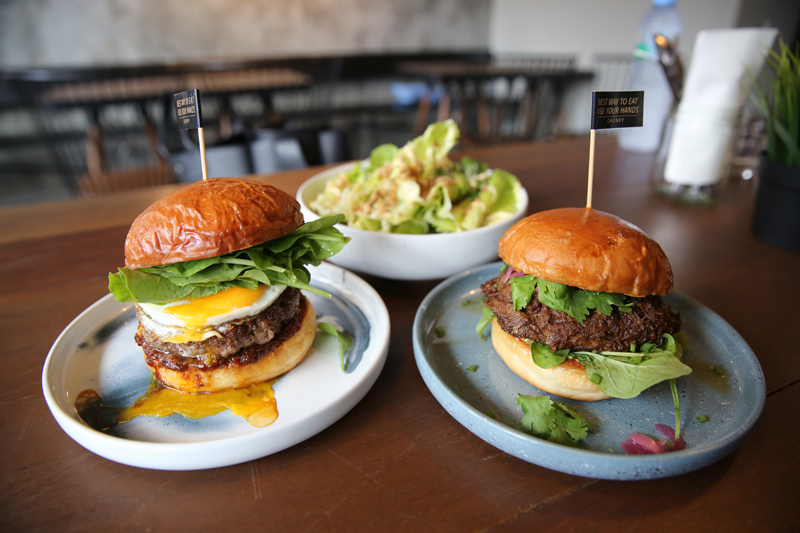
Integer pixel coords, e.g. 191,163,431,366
138,284,287,344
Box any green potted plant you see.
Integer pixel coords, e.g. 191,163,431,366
748,39,800,251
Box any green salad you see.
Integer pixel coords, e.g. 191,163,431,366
309,120,523,234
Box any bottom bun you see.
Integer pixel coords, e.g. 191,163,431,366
491,318,611,401
148,300,316,394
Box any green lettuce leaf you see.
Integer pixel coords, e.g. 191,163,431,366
309,120,522,234
368,144,399,171
485,170,520,218
460,156,488,178
108,215,349,304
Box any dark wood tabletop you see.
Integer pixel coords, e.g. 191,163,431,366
1,135,798,532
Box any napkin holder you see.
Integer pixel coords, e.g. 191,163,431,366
650,28,778,205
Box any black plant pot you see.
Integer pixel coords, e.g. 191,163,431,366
752,156,800,252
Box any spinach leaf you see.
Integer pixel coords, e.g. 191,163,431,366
530,341,569,369
574,338,691,399
109,215,349,303
317,322,354,371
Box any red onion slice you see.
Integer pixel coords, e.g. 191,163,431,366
501,266,525,283
621,426,686,455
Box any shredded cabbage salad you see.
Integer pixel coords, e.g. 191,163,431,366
309,120,523,234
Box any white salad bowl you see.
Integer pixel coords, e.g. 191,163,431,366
296,162,529,281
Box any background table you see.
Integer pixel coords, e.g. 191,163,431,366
1,136,798,531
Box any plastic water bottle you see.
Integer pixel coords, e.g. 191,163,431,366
617,0,682,152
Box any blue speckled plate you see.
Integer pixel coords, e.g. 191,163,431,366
413,262,765,480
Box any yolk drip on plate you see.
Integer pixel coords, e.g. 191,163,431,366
76,376,281,431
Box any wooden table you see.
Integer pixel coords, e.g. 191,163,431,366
2,136,798,531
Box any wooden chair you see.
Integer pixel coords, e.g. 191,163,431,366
75,124,176,196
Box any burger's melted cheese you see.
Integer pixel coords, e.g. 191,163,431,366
117,377,280,428
139,285,286,344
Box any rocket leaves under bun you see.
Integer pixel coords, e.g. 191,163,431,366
109,215,348,303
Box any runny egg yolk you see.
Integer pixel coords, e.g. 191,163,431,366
118,378,280,428
76,378,281,430
138,284,286,344
165,285,268,327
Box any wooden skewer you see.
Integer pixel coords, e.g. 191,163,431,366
198,127,209,181
586,129,596,209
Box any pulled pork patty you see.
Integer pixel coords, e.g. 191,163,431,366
481,276,681,353
135,287,302,370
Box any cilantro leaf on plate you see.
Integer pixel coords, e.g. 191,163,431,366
517,395,555,438
516,394,589,447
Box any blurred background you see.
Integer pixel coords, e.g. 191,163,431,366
1,0,798,206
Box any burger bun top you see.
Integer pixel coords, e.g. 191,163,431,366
125,178,303,269
499,207,673,296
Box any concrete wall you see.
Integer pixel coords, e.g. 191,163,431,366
0,0,491,68
489,0,744,69
488,0,749,133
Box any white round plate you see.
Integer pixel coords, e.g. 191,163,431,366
42,262,390,471
297,163,529,281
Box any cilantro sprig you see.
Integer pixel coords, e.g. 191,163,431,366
508,274,632,322
517,394,589,446
476,306,496,341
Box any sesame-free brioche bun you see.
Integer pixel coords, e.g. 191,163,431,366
499,207,673,297
490,318,611,401
125,178,304,269
145,299,316,394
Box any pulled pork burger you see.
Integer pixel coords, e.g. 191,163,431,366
477,207,691,401
108,178,349,393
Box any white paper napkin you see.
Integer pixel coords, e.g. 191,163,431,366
664,28,777,186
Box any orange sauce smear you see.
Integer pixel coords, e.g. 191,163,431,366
76,377,280,431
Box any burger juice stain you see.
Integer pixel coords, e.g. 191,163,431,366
76,376,281,431
688,363,730,395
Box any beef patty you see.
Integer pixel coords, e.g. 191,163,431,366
481,275,681,353
136,287,302,370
